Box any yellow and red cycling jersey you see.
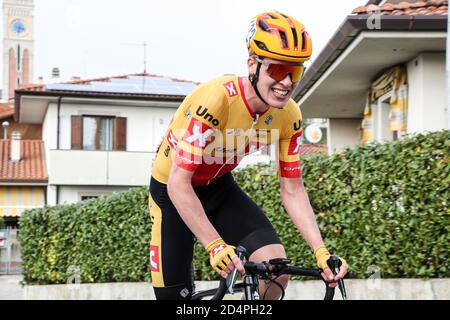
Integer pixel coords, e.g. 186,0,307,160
151,75,303,186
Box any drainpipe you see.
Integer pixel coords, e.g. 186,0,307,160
447,16,450,129
57,96,62,149
56,96,62,205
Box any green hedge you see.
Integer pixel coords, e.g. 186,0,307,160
20,130,449,284
20,189,151,284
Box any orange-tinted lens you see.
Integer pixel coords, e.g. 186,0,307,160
266,63,305,83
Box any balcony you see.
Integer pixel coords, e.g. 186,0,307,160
49,150,156,186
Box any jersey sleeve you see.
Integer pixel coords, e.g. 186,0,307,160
278,102,303,178
174,82,229,172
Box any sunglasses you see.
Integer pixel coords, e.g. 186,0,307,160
255,56,306,83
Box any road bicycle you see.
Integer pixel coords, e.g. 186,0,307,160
191,245,347,300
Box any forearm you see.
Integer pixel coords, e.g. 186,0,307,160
281,189,324,252
167,178,220,247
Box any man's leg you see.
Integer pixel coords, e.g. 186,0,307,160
149,178,195,300
208,175,287,300
249,244,290,300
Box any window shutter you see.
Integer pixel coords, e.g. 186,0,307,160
114,117,127,151
71,115,82,149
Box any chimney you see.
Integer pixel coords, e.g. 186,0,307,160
2,121,9,139
52,67,60,82
11,131,21,162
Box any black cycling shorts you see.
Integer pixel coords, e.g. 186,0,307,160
149,173,281,300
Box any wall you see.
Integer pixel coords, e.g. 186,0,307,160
22,279,450,300
57,102,177,152
407,52,447,133
328,118,361,153
58,185,132,204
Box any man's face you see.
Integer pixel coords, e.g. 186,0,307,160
249,56,304,108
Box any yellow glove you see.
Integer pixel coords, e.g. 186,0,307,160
205,238,237,274
314,246,348,271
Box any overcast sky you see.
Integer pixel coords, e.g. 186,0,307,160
2,0,365,83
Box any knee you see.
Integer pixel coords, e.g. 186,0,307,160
260,274,290,300
277,274,290,289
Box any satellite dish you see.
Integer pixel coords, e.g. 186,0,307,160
305,124,322,144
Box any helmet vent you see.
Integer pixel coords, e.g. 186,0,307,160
255,40,269,52
301,31,308,51
258,19,270,32
279,31,289,49
291,28,299,50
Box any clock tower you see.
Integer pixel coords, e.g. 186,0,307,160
2,0,34,101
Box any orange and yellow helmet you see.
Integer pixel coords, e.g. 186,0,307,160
246,11,312,64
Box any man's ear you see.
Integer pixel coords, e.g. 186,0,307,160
247,57,256,71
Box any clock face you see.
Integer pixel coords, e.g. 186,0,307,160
11,19,27,36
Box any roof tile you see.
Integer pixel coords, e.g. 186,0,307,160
298,144,328,156
352,0,448,16
16,72,199,100
0,104,14,119
0,140,47,182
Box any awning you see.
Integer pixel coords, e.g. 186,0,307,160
0,186,46,217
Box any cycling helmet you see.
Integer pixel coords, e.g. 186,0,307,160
246,11,312,63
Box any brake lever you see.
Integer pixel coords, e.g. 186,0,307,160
226,246,248,294
327,255,347,300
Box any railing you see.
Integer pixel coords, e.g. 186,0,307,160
0,227,22,275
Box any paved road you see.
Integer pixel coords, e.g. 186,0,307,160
0,275,24,300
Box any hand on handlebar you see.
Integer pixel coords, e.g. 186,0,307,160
314,246,348,287
206,238,245,279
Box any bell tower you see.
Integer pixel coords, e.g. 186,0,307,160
2,0,34,101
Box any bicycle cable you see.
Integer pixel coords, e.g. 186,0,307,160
262,275,285,300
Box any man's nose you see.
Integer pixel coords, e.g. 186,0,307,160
279,73,293,86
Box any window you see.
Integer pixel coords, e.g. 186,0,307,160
372,93,405,142
71,115,127,151
83,116,113,150
80,195,100,201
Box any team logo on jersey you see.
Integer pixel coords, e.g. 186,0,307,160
265,115,273,125
293,119,302,132
196,106,220,126
185,111,192,120
183,119,214,148
288,131,303,155
149,245,160,272
224,81,238,97
166,129,178,149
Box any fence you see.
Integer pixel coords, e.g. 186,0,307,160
0,227,22,275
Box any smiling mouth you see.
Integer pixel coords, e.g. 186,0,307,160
271,88,290,97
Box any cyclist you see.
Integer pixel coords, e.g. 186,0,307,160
149,11,348,300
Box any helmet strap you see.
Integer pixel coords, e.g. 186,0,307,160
249,62,270,107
